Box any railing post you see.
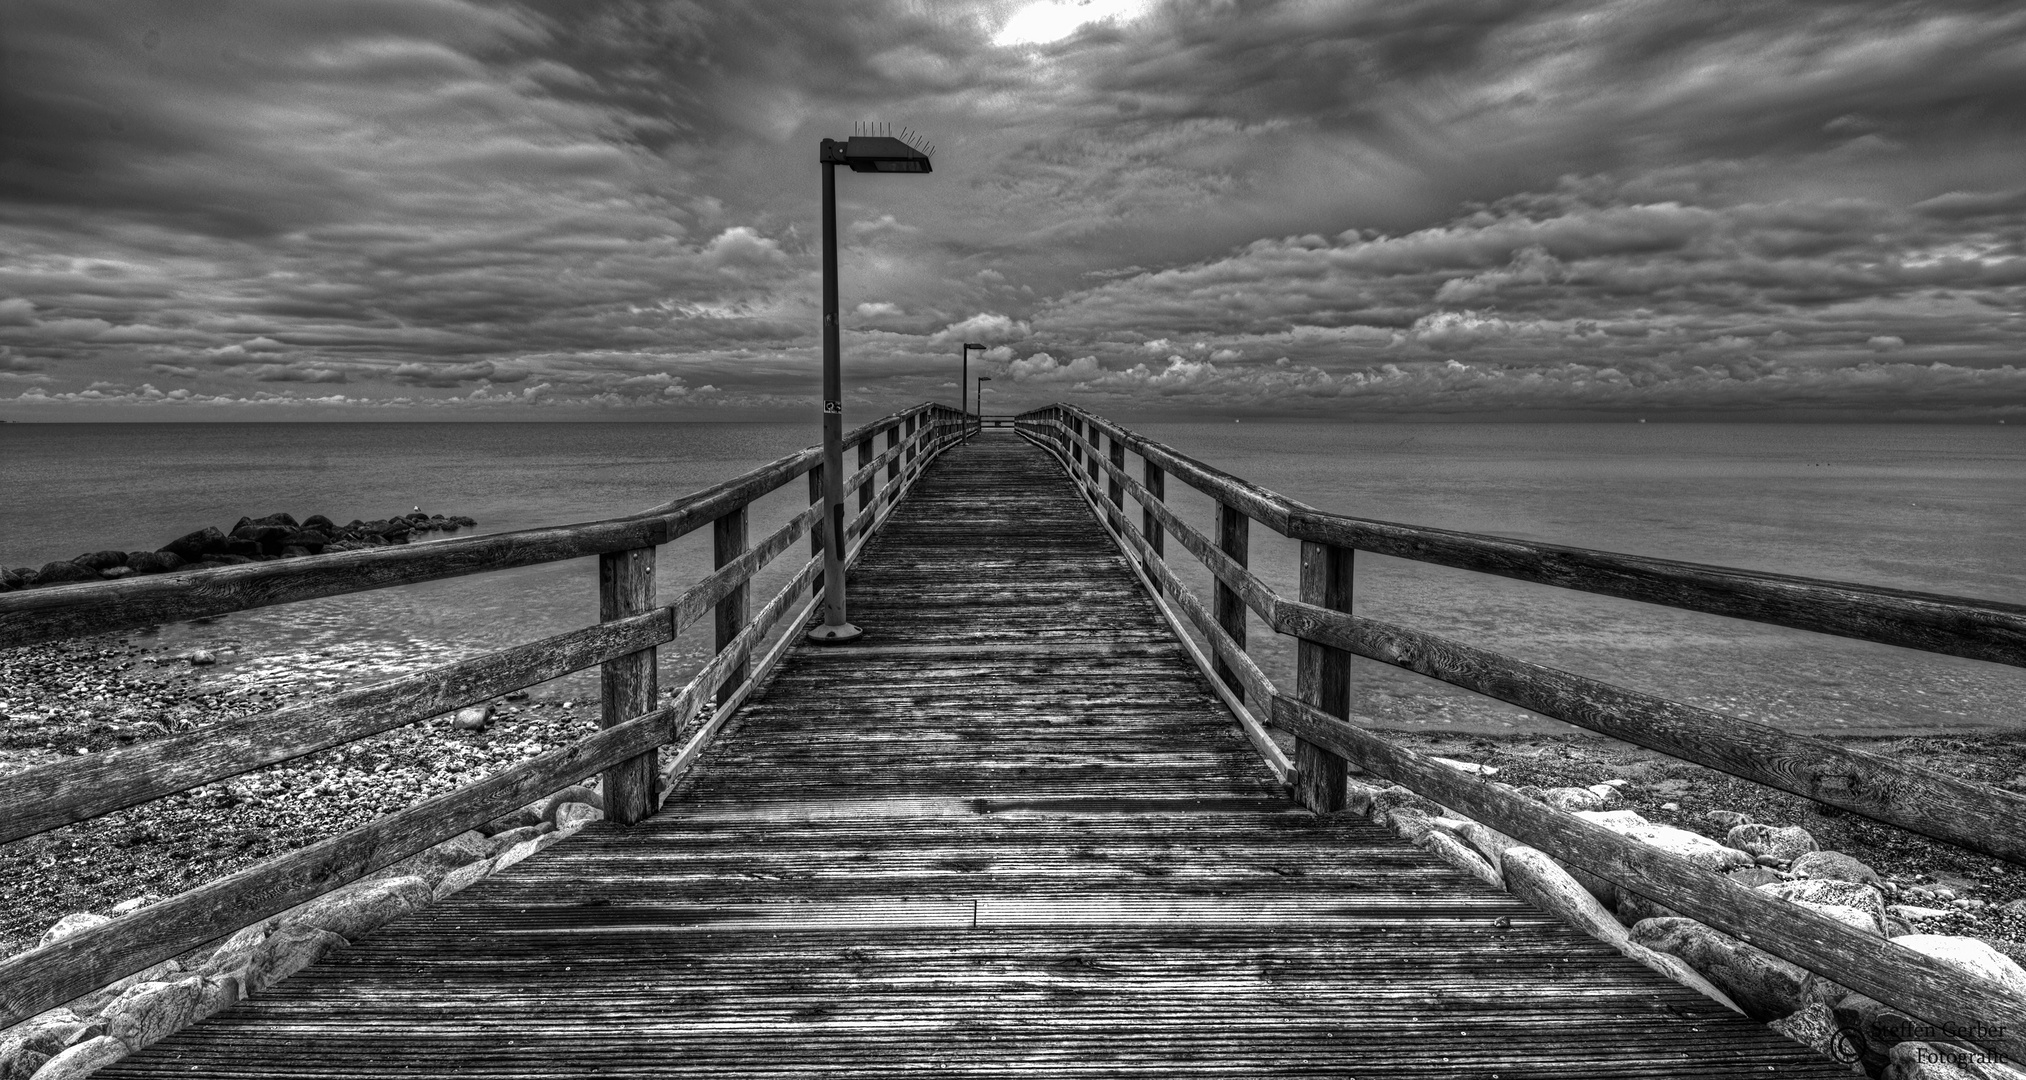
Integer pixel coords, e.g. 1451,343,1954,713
1142,459,1165,597
808,463,825,558
598,546,658,824
885,424,900,506
1070,417,1083,467
857,435,874,518
712,508,748,708
1213,503,1248,700
1106,433,1126,533
1295,541,1356,812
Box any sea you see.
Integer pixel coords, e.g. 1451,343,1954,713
4,420,2022,737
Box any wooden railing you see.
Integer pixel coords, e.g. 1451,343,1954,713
0,402,970,1028
1015,402,2026,1068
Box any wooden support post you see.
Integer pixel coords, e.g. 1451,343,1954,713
1106,433,1126,534
1213,503,1249,701
885,426,900,503
712,508,748,708
808,464,825,558
1294,541,1356,812
1070,418,1083,466
857,436,874,516
1142,460,1165,597
598,546,658,824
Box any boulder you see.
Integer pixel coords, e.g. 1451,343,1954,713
1726,823,1819,862
1760,879,1889,928
538,785,603,823
1834,992,1923,1064
1790,850,1883,887
25,1036,127,1080
1412,830,1501,888
31,561,100,587
1705,809,1753,831
246,926,347,993
1630,916,1810,1019
282,877,432,942
1539,786,1613,812
96,566,136,580
432,858,496,900
39,913,111,948
451,705,492,731
1573,810,1755,872
300,514,336,532
1769,1002,1846,1064
1370,785,1442,825
0,1010,82,1080
70,551,127,572
99,976,203,1050
160,527,226,561
1890,934,2026,996
1,567,31,591
1341,777,1384,816
551,801,603,832
1727,865,1784,888
374,831,494,885
1613,885,1682,924
284,529,329,552
479,806,546,836
1502,847,1628,948
199,554,254,567
249,512,299,529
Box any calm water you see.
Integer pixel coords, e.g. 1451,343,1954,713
4,420,2022,735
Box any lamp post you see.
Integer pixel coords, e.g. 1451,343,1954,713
962,342,985,440
976,376,991,433
808,127,932,645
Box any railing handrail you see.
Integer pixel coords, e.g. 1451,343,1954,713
1015,401,2026,1070
0,402,971,1028
1051,402,2026,666
0,404,943,651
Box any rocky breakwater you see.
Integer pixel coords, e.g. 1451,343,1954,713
1,511,479,592
1338,767,2026,1080
0,786,605,1080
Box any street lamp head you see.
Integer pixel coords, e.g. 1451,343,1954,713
823,124,933,173
963,342,986,353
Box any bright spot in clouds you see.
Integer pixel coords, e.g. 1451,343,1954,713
993,0,1158,46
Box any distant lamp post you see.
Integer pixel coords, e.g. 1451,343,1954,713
962,342,986,438
808,124,933,645
976,376,991,432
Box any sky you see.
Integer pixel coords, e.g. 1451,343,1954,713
2,0,2024,421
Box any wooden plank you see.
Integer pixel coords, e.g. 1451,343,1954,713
599,547,659,824
1293,541,1354,813
712,507,749,709
0,609,673,844
1273,597,2026,868
1022,431,1290,781
0,706,673,1029
1271,694,2026,1069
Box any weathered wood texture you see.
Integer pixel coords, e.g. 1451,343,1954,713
1276,598,2026,868
1039,406,2026,667
599,546,659,824
1274,695,2026,1069
1293,541,1355,813
0,407,942,651
99,435,1839,1080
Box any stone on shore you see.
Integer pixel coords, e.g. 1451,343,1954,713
1759,879,1891,934
31,561,100,587
1725,823,1819,862
98,976,204,1050
24,1035,127,1080
283,877,432,942
451,705,493,731
121,551,183,574
245,926,348,993
39,914,110,948
1889,934,2026,996
160,527,226,561
1572,810,1755,872
1630,916,1809,1019
70,551,127,572
1790,850,1882,887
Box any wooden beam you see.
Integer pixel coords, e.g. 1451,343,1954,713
1060,404,1295,534
0,706,672,1030
712,506,749,709
1270,694,2026,1070
0,609,672,844
1214,502,1249,702
1078,439,1276,623
1141,458,1165,598
1294,541,1355,813
1274,599,2026,867
598,547,658,824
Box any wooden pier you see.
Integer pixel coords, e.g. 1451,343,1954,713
91,438,1834,1077
5,405,2024,1078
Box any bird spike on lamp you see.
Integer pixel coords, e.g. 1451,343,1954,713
808,123,934,645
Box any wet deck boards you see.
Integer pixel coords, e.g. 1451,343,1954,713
102,435,1842,1079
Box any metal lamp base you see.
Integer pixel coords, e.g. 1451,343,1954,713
806,622,863,644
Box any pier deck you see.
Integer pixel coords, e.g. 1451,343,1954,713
99,436,1842,1079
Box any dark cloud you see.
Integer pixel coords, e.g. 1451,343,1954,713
3,0,2024,417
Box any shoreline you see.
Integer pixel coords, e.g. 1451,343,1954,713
4,633,2024,964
